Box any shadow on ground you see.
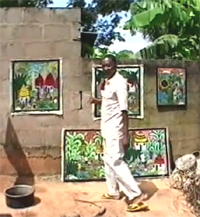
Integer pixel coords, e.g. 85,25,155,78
33,197,41,207
139,180,159,200
0,215,12,217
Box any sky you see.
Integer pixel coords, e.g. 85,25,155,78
48,0,151,53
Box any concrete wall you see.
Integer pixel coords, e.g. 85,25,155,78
0,7,83,177
0,8,199,177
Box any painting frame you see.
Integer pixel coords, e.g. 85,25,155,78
156,67,187,106
61,128,105,182
61,127,171,182
10,58,63,115
92,64,144,120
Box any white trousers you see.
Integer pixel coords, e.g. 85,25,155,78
103,136,141,200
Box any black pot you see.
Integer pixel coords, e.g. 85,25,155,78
5,185,35,209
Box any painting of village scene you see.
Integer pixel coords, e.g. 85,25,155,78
157,68,186,106
92,65,144,119
128,128,170,177
63,128,170,181
12,60,61,113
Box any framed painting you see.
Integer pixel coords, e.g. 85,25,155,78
61,129,105,182
92,65,144,120
61,128,170,182
156,68,187,106
11,59,62,115
128,128,171,178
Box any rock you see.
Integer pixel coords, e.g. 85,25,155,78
169,168,183,189
175,154,197,171
196,159,200,175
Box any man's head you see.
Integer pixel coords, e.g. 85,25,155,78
102,54,117,77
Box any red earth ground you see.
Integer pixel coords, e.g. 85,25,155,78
0,175,196,217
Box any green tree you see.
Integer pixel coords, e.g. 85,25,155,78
116,50,135,61
67,0,134,57
124,0,200,60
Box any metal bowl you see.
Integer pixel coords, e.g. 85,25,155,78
5,185,35,209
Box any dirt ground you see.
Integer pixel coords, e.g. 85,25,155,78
0,175,196,217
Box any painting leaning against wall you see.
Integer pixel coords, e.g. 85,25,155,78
92,65,144,119
11,59,62,114
62,129,105,181
62,128,170,182
157,68,187,106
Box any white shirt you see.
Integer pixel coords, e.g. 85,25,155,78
101,72,128,139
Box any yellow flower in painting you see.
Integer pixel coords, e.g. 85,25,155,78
134,136,148,144
134,132,148,144
19,85,30,98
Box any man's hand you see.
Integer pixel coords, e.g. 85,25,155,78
88,97,96,104
88,97,102,105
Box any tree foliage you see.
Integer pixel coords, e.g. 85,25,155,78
124,0,200,60
67,0,133,47
92,48,139,61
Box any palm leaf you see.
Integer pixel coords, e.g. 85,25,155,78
131,7,164,28
191,0,200,11
154,34,179,48
124,5,164,29
136,34,179,59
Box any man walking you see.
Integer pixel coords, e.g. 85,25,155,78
89,55,147,212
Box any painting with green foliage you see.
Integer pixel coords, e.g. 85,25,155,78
62,128,170,181
11,59,62,114
92,65,144,119
62,130,105,181
157,68,187,106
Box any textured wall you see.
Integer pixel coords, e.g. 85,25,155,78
0,8,199,177
0,8,83,176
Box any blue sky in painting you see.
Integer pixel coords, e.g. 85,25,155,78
48,0,151,53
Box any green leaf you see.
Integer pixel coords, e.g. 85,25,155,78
131,7,164,27
192,0,200,11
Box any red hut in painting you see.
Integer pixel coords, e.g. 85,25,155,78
45,73,55,88
35,74,44,99
44,73,56,99
35,74,44,88
154,157,165,171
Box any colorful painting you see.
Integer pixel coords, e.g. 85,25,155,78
92,65,144,119
11,59,62,114
128,128,170,177
62,128,170,181
62,130,105,181
157,68,187,106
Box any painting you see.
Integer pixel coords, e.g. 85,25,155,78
11,59,62,115
127,128,170,177
92,65,144,119
157,68,187,106
62,129,105,181
62,128,170,182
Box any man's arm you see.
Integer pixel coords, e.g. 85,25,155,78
88,80,104,106
122,110,129,145
88,97,102,106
